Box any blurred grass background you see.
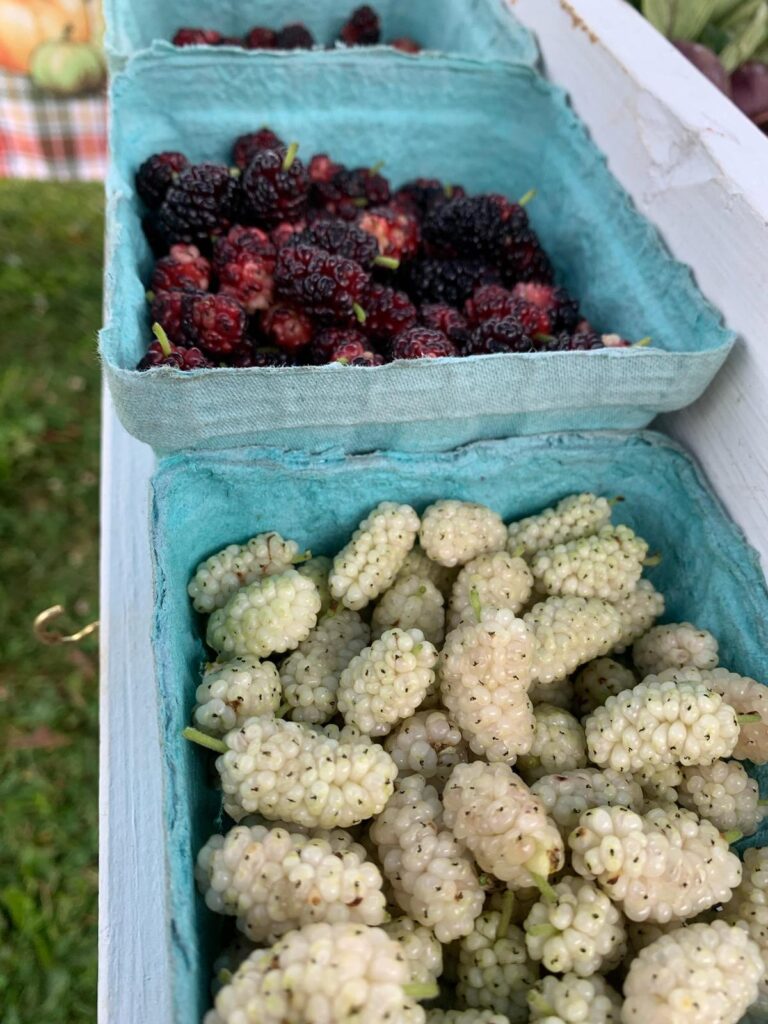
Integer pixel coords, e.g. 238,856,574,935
0,181,102,1023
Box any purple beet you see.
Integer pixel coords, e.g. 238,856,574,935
731,61,768,124
673,39,731,96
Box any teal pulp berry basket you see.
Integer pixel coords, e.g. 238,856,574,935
150,430,768,1023
103,0,539,66
100,50,735,455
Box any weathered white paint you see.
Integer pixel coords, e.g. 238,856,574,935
98,387,169,1024
513,0,768,569
101,2,768,1019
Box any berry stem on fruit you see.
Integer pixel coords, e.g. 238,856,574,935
518,188,537,207
218,969,233,984
282,142,299,171
373,255,400,270
634,336,652,347
643,553,662,567
369,161,385,174
496,889,515,940
478,873,496,890
722,830,743,844
533,333,555,343
510,543,526,559
276,703,291,719
352,197,368,208
412,643,423,655
443,184,454,198
527,923,558,938
738,713,762,724
182,726,227,754
402,982,439,1001
759,799,768,806
352,303,367,324
528,992,555,1016
146,290,156,302
152,322,173,357
469,587,482,623
608,496,625,506
292,549,313,565
530,872,558,905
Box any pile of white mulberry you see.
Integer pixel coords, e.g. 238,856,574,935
182,493,768,1024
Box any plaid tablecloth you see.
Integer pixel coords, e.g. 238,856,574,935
0,72,107,181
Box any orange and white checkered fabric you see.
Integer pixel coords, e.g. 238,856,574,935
0,71,107,180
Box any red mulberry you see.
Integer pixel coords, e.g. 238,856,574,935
392,327,456,360
150,288,203,344
464,284,518,326
187,293,247,356
244,27,278,48
512,282,580,332
390,37,421,53
137,324,211,370
150,244,210,294
311,328,367,364
241,145,309,227
172,27,222,46
213,226,276,270
135,151,188,209
419,304,470,348
274,23,314,48
357,206,420,262
274,244,369,323
218,252,274,313
361,283,417,343
232,128,285,170
260,303,314,352
339,5,381,45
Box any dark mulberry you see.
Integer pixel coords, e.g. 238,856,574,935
213,226,276,271
137,324,211,370
468,315,534,355
404,258,500,308
391,327,457,360
361,283,417,343
135,151,189,209
275,23,314,49
423,195,518,258
150,244,211,294
419,304,471,348
274,244,369,323
150,289,204,344
230,345,295,367
296,219,380,268
463,284,518,326
158,163,240,249
241,145,309,227
311,328,368,363
392,178,465,219
330,166,390,209
339,5,381,45
511,282,580,331
187,293,247,356
330,339,383,365
232,128,285,170
271,220,308,248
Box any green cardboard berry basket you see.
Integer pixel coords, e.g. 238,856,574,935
100,49,735,456
149,430,768,1023
103,0,539,66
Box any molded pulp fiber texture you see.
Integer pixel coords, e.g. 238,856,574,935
104,0,538,65
151,431,768,1024
101,50,735,455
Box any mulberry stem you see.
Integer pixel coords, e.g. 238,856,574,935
352,303,367,324
518,188,537,207
722,830,743,844
218,969,233,984
496,889,515,940
527,923,558,938
738,713,762,724
182,726,227,753
370,160,385,174
374,255,400,270
634,336,652,347
292,549,313,564
528,991,554,1016
509,543,526,558
643,553,662,567
469,587,482,624
530,872,558,905
403,982,439,1000
282,142,299,171
607,495,625,506
276,703,291,719
152,322,173,357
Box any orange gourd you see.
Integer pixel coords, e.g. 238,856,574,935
0,0,90,74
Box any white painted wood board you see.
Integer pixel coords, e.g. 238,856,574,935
512,0,768,570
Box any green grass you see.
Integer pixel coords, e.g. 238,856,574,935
0,181,103,1024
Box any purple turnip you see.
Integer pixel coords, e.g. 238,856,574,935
673,39,731,96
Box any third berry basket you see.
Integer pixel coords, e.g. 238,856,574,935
101,49,735,454
150,430,768,1023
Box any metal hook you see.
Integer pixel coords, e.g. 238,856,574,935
33,604,100,646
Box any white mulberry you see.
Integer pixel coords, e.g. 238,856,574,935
372,575,445,647
443,762,564,888
632,622,719,677
383,917,443,984
723,847,768,991
622,921,762,1024
216,717,396,827
524,597,622,685
686,667,768,762
530,525,647,603
440,609,535,763
281,608,370,725
573,658,636,717
369,775,484,942
585,678,740,774
506,494,612,557
384,710,469,787
530,768,643,837
528,973,621,1024
529,676,575,711
188,531,305,613
456,911,538,1023
297,555,333,615
428,1013,510,1024
420,500,506,568
677,760,763,835
196,824,386,942
523,875,626,977
205,923,425,1024
207,570,321,659
612,579,665,652
516,704,587,783
568,803,742,922
338,629,438,737
329,502,419,611
633,763,682,806
447,553,532,632
396,544,459,597
193,658,281,735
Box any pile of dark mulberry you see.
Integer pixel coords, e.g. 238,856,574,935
135,130,649,371
171,5,421,54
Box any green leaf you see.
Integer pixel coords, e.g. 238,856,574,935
671,0,721,38
717,0,764,30
0,888,34,931
720,1,768,68
712,0,758,22
643,0,674,35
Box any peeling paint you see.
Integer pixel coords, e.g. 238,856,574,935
559,0,598,42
